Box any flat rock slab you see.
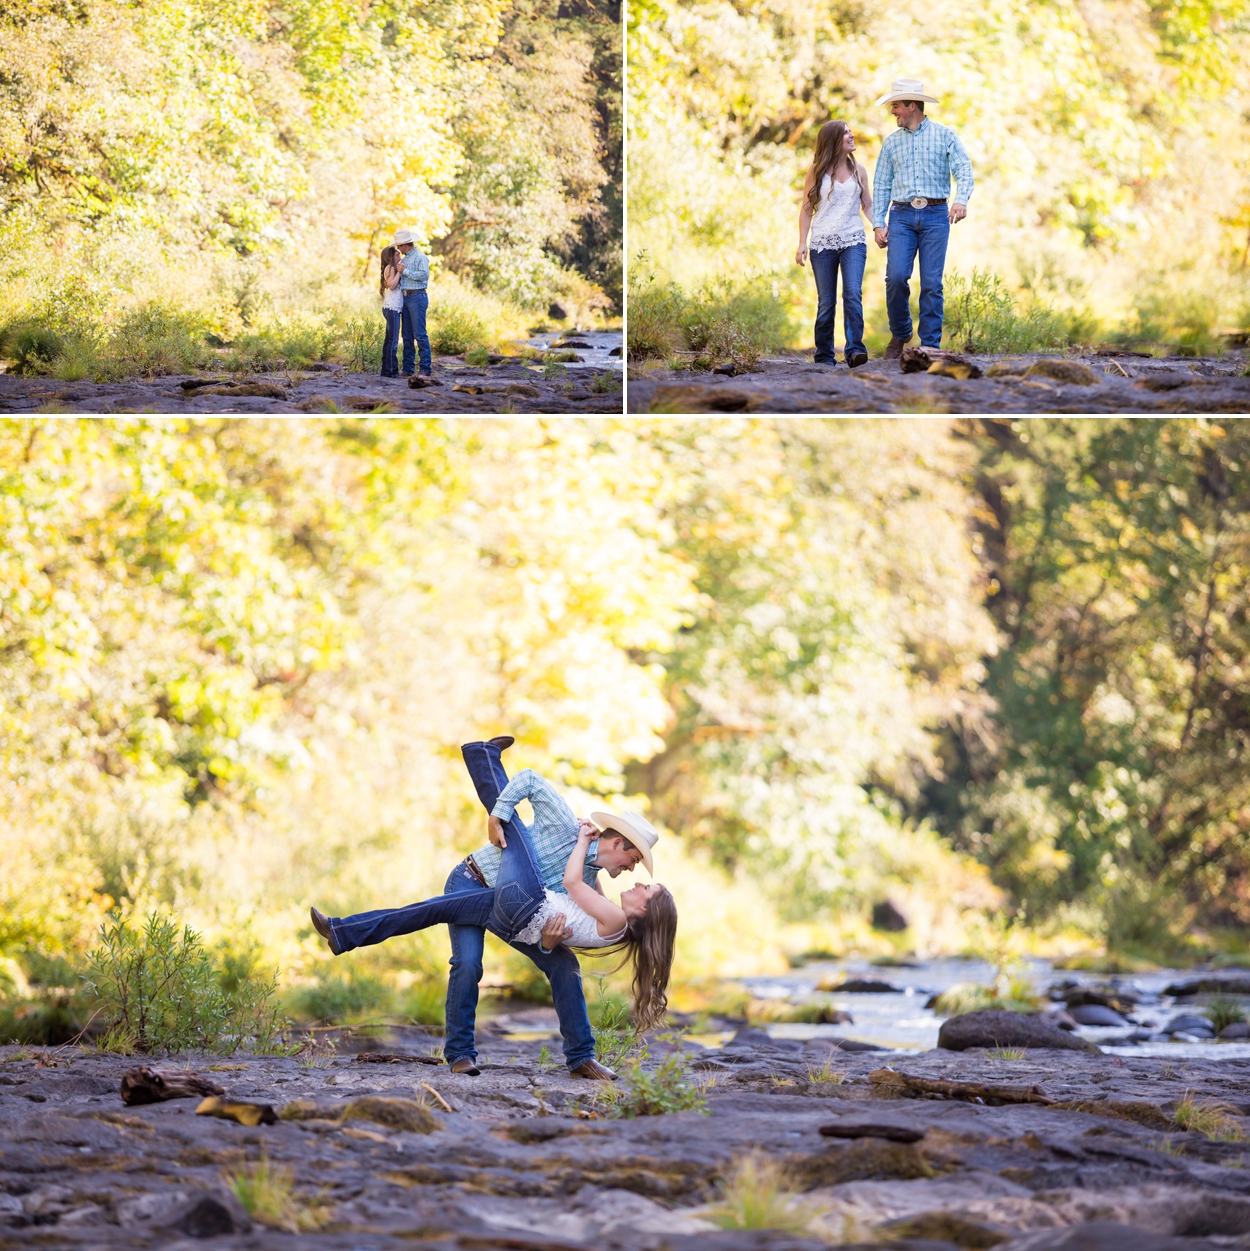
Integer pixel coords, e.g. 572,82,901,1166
0,357,622,415
4,1039,1250,1249
628,351,1250,413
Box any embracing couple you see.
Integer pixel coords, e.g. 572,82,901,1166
310,737,677,1079
795,78,975,368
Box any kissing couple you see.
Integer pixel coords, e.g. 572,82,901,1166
311,737,678,1079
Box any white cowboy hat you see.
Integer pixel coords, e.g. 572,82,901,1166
590,809,658,876
393,228,417,245
876,78,941,107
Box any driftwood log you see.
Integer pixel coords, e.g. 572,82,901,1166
899,346,983,378
353,1051,443,1066
120,1067,225,1106
869,1068,1054,1105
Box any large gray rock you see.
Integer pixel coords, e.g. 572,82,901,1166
1068,1004,1129,1027
937,1009,1100,1052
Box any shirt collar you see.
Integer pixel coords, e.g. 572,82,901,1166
906,116,931,135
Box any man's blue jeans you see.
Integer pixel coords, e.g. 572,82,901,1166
810,243,866,364
401,289,433,375
380,308,400,377
885,205,951,347
452,740,596,1071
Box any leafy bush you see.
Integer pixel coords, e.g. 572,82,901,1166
92,303,208,380
290,969,395,1023
590,979,638,1070
429,301,489,354
464,345,491,366
0,322,66,373
943,270,1075,354
589,371,622,392
612,1050,707,1117
86,912,282,1053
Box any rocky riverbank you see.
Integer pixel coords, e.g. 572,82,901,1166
627,350,1250,414
5,1015,1250,1251
0,354,623,415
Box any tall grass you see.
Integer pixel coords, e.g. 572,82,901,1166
942,270,1091,353
628,263,793,368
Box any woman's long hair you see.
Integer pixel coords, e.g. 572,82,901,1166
582,886,678,1034
805,120,861,216
379,245,398,298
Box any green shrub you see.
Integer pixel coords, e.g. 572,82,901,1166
589,371,622,393
613,1050,707,1117
464,345,491,366
590,979,637,1070
943,270,1074,354
86,912,282,1053
290,969,395,1023
340,313,384,373
400,980,446,1028
92,303,208,380
0,321,65,374
429,302,489,354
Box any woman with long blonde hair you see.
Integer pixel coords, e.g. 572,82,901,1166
795,119,873,368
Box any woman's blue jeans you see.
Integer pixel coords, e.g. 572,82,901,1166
885,205,951,348
810,243,866,364
380,308,400,377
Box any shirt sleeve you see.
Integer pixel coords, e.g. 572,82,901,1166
491,769,538,821
949,131,974,204
872,144,893,228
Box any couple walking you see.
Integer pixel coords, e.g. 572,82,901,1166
310,737,677,1079
795,78,974,367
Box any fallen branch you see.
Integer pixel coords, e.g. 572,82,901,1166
420,1082,453,1113
120,1067,225,1105
869,1068,1054,1106
354,1051,443,1066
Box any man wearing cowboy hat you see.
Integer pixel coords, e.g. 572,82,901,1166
449,739,658,1081
393,228,433,377
870,79,974,362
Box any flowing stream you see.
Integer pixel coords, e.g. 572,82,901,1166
519,329,622,371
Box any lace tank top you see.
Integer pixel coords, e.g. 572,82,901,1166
808,172,866,252
513,888,627,949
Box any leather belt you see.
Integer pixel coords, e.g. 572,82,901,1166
464,856,489,887
893,198,946,209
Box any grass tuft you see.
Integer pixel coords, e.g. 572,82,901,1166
225,1153,327,1231
709,1153,817,1233
1173,1092,1244,1139
987,1046,1026,1060
1204,995,1247,1033
806,1058,847,1085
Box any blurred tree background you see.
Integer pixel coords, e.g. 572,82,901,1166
628,0,1250,357
0,0,620,382
3,417,1248,1039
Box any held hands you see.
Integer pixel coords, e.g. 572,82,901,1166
576,818,598,844
874,226,889,249
949,203,967,225
540,912,572,952
488,814,507,849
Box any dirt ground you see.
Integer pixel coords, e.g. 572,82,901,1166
6,1008,1250,1250
627,350,1250,414
0,355,623,416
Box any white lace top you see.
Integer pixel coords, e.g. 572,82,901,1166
382,282,403,312
514,889,627,949
808,172,866,252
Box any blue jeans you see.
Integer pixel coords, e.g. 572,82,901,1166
327,817,545,951
401,289,433,375
810,243,866,364
380,309,400,377
452,741,595,1070
885,205,951,347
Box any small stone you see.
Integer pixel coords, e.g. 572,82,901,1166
1024,359,1097,386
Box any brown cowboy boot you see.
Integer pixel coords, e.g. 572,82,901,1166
569,1059,618,1081
883,336,911,361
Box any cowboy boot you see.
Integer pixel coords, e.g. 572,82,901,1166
569,1059,618,1081
309,907,341,955
883,336,911,361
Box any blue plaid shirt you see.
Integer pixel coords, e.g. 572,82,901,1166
472,769,600,892
872,117,974,228
398,248,429,291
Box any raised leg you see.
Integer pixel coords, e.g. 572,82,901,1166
328,881,494,953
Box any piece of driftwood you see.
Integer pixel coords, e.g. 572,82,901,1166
195,1096,278,1126
869,1068,1054,1106
899,346,983,378
353,1051,443,1066
120,1067,225,1106
820,1121,926,1142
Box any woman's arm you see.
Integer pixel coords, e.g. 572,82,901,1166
859,168,872,220
384,264,401,290
795,170,815,266
563,826,628,936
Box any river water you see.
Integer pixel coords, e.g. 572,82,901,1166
519,329,623,371
729,956,1250,1060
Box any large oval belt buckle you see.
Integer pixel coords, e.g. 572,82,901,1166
910,197,929,209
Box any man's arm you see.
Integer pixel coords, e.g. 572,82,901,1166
948,131,973,224
871,142,893,230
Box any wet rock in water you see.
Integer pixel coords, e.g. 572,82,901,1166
1068,1005,1130,1027
609,346,622,356
817,977,901,993
1163,975,1250,997
1219,1022,1250,1038
938,1009,1101,1052
872,899,909,931
1040,1009,1079,1031
119,1066,225,1105
1163,1014,1215,1037
1025,358,1098,385
548,300,569,320
1062,986,1140,1012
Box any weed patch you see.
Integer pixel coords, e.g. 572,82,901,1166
226,1153,326,1231
612,1050,707,1118
1204,995,1247,1033
709,1153,816,1233
943,270,1081,354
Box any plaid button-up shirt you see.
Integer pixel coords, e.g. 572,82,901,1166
398,248,429,291
871,117,974,228
472,769,600,891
